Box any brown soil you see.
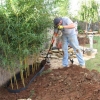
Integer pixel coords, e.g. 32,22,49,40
1,65,100,100
0,36,100,100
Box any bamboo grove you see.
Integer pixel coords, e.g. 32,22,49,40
0,0,61,89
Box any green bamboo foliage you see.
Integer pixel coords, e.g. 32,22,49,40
0,0,48,68
0,0,62,89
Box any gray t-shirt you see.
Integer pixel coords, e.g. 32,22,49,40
54,17,76,36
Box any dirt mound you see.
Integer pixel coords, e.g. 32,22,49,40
0,65,100,100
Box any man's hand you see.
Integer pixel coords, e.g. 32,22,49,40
58,25,64,30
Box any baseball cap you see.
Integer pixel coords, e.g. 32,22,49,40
53,17,62,26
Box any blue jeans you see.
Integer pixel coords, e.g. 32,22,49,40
61,34,85,67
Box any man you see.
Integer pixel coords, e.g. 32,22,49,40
53,17,85,68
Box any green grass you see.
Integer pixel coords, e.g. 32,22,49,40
86,35,100,72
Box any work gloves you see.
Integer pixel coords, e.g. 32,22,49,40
58,25,64,30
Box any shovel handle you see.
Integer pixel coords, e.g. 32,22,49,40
46,30,59,58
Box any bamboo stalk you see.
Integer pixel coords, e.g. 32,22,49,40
35,62,37,71
8,66,13,89
36,61,39,71
14,72,18,89
36,54,40,70
35,54,38,71
13,67,18,89
32,63,35,74
32,55,35,73
20,70,25,87
36,62,39,71
33,54,37,73
24,58,28,78
20,60,25,87
10,78,13,89
26,57,30,76
34,62,36,73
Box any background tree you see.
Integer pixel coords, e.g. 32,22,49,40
57,0,69,16
78,0,99,31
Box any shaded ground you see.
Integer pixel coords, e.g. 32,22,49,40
0,35,100,100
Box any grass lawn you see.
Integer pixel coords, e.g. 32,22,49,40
86,35,100,72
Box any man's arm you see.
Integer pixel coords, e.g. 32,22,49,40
58,23,75,29
63,23,75,29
